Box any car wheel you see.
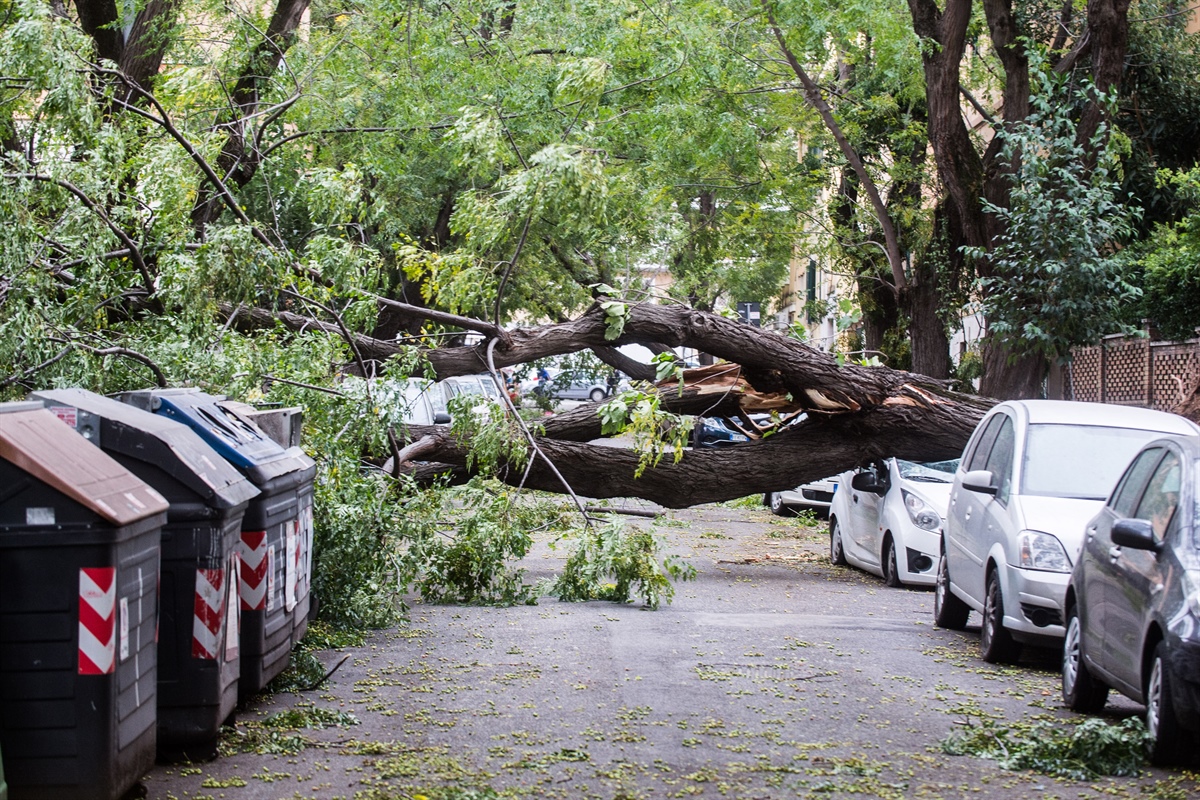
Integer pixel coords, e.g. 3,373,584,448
589,388,606,402
933,552,969,630
768,492,789,517
1146,642,1188,765
980,570,1021,664
829,518,848,566
882,536,902,588
1062,605,1108,713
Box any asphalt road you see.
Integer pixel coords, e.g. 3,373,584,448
145,503,1199,800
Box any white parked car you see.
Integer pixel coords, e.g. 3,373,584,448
765,476,839,515
934,400,1200,664
828,458,958,587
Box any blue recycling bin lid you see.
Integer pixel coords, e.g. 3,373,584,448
30,389,260,512
115,389,308,486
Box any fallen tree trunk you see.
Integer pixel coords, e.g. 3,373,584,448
230,299,995,505
399,399,982,508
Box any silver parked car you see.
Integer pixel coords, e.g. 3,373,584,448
934,400,1200,663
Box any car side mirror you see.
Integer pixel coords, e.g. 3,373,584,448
1111,518,1159,551
434,412,452,425
851,472,884,495
962,469,997,496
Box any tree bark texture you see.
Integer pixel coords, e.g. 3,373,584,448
74,0,182,98
400,399,979,508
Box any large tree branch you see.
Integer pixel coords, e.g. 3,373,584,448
400,401,981,508
225,300,985,412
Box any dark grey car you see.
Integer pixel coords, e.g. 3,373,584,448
1061,433,1200,764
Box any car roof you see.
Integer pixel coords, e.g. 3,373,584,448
1141,432,1200,459
1001,400,1200,434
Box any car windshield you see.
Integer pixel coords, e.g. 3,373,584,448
1021,423,1171,500
897,459,960,482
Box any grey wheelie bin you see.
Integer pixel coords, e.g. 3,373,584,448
0,402,167,800
30,390,259,760
116,389,311,700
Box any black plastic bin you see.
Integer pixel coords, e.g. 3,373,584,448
30,390,260,759
0,402,167,800
116,390,311,700
220,401,317,641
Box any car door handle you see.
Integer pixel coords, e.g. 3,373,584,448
852,494,858,504
1086,526,1096,542
963,509,971,521
1109,546,1122,561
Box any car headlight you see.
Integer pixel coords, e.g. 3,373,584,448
1016,530,1071,572
901,489,941,531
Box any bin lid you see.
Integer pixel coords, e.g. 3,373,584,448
115,389,309,485
30,389,260,510
0,405,169,526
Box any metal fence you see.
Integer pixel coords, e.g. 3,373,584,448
1067,333,1200,411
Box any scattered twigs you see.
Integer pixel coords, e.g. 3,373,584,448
281,288,374,403
263,374,345,396
584,505,660,519
303,653,351,692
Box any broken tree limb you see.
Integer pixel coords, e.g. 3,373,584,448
399,399,982,508
225,300,980,415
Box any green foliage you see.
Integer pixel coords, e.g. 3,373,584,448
545,521,695,609
219,702,357,758
966,61,1141,362
950,347,984,394
1114,0,1200,233
1122,167,1200,341
413,483,571,606
942,716,1149,780
597,389,693,478
448,397,529,474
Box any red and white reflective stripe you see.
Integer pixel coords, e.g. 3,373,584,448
297,502,313,599
284,520,298,612
238,530,268,611
225,552,240,658
192,568,226,660
78,567,116,675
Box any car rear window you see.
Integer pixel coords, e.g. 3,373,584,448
1021,424,1173,500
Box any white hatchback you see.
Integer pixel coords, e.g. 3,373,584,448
934,400,1200,663
828,457,958,587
